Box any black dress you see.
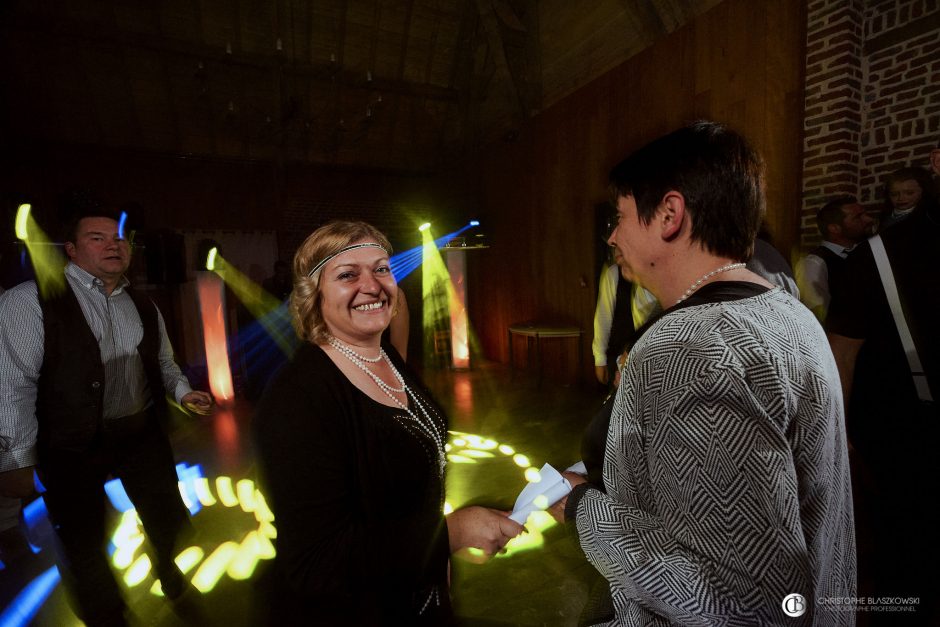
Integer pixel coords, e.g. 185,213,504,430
253,342,452,625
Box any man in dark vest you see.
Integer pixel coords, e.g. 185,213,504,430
795,195,874,321
0,209,213,626
827,141,940,625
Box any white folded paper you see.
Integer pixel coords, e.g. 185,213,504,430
509,463,572,524
566,460,587,475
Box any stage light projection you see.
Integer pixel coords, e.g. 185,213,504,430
1,427,552,621
408,221,484,369
196,271,235,404
444,248,469,368
444,431,557,555
14,203,66,299
205,248,294,356
0,566,61,627
389,222,480,283
116,210,129,240
105,466,277,597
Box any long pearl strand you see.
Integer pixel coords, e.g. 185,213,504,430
327,337,447,481
328,338,403,391
674,262,746,305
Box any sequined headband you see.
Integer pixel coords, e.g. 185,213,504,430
307,242,389,278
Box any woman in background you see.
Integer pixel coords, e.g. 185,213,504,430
253,221,522,625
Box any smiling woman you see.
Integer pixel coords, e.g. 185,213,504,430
251,221,523,626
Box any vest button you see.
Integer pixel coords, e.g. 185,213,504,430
91,381,101,389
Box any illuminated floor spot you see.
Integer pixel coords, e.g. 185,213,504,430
445,431,557,555
108,471,277,596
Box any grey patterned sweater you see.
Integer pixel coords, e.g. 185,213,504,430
573,288,856,626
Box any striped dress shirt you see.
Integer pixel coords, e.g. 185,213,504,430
0,263,192,472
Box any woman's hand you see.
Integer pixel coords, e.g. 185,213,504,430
447,506,525,560
548,471,587,524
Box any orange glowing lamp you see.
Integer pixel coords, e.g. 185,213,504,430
196,273,234,405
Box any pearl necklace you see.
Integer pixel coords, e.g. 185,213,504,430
675,262,746,305
326,337,382,363
328,337,403,393
326,337,447,481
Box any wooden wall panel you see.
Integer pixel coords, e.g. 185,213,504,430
467,0,806,377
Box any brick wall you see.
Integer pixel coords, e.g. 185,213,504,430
801,0,940,247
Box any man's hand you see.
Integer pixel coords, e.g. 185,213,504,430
595,365,609,385
181,391,214,415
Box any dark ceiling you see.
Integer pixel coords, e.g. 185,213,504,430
1,0,722,173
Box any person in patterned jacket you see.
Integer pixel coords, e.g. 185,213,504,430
551,121,856,625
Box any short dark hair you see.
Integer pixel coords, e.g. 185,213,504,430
816,196,858,238
608,120,764,261
65,208,124,244
57,190,128,243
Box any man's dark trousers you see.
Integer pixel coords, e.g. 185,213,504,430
39,407,192,627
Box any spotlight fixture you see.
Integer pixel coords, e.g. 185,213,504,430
418,222,431,232
15,203,31,240
196,239,221,271
469,220,480,227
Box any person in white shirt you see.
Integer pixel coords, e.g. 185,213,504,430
591,248,658,386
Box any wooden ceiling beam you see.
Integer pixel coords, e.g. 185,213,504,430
474,0,541,122
0,12,459,103
474,0,523,123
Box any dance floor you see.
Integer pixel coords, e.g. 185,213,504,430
0,361,608,626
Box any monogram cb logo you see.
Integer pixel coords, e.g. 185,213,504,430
782,593,807,617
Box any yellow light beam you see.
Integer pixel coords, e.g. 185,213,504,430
112,534,145,569
15,203,67,298
253,491,275,523
191,542,239,593
216,476,239,507
175,546,206,575
208,253,294,355
255,532,276,559
236,478,256,513
15,204,30,240
227,532,262,580
123,554,153,587
194,477,217,507
420,226,474,369
177,481,195,511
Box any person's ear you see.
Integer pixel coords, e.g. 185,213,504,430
930,148,940,178
659,191,686,240
64,242,76,259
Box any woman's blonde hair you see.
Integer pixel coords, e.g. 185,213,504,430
290,221,393,344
